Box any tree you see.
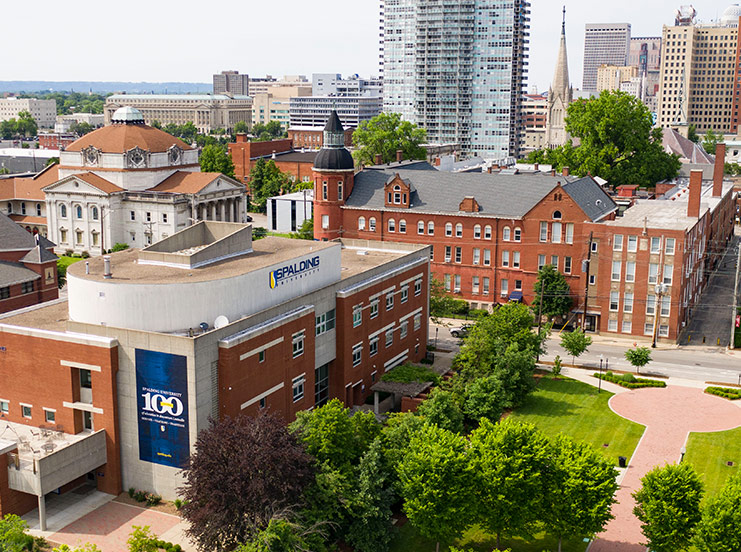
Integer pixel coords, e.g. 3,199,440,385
233,120,249,135
416,388,464,433
112,242,130,252
397,423,474,552
15,111,37,138
291,218,314,240
352,112,427,166
527,91,680,188
429,276,465,324
469,419,549,549
53,545,101,552
560,328,592,365
687,124,699,143
199,144,235,178
69,121,93,136
725,162,741,176
625,346,651,374
462,375,505,424
632,463,704,552
236,518,326,552
249,158,292,212
695,473,741,552
541,434,618,552
150,120,162,129
179,413,315,551
533,265,573,320
45,156,59,167
702,128,723,155
0,514,33,552
127,525,159,552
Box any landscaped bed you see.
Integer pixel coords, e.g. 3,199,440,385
592,371,666,389
704,386,741,400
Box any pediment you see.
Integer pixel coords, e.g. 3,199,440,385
43,175,114,196
197,176,244,196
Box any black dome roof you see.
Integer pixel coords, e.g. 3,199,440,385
314,147,355,171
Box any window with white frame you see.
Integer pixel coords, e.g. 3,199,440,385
454,274,461,292
608,319,618,332
660,296,671,316
455,223,463,237
322,215,329,229
503,226,511,241
44,409,55,423
613,234,624,251
540,222,548,242
663,265,673,285
484,225,492,239
626,261,636,282
502,250,509,267
417,221,424,234
650,237,661,254
352,344,362,366
514,228,521,241
388,218,395,232
551,255,558,269
414,279,422,296
513,251,520,268
565,223,574,244
315,309,336,335
538,254,546,269
515,279,522,291
624,292,634,313
385,329,393,347
474,225,481,239
473,248,480,265
501,278,508,296
611,261,621,281
627,235,637,252
22,405,32,419
659,324,669,337
414,313,422,330
610,291,619,311
589,274,596,285
483,277,490,295
370,337,379,356
591,242,598,253
644,323,654,335
369,217,376,231
665,238,676,255
620,320,631,334
358,217,366,230
648,263,659,284
472,276,480,294
428,221,435,235
400,321,408,338
445,222,453,236
564,256,572,273
483,249,491,266
445,245,452,262
0,400,8,414
399,219,406,233
646,295,656,315
386,293,394,310
353,306,362,327
292,374,305,402
338,181,343,200
552,222,562,243
292,331,305,358
401,285,409,303
455,247,462,263
444,274,451,290
370,299,379,318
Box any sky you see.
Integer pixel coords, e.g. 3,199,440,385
2,0,739,90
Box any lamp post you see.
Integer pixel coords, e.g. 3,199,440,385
598,354,604,394
651,283,667,348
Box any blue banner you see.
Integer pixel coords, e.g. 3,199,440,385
135,349,189,468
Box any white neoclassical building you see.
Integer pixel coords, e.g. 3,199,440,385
43,107,246,255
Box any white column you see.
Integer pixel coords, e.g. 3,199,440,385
38,494,46,531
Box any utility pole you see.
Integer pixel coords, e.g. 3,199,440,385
581,232,593,330
731,241,741,350
536,278,544,362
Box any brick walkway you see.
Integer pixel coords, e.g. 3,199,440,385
590,386,741,551
50,501,182,551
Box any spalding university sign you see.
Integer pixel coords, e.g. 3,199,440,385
135,349,190,468
269,255,320,289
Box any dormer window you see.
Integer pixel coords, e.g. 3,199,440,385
384,174,413,208
393,186,401,204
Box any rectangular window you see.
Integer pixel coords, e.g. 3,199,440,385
483,249,491,266
589,274,596,285
551,255,558,269
0,400,8,414
659,324,669,337
454,275,461,292
386,293,394,310
610,291,619,311
648,263,659,284
455,247,462,263
352,344,362,367
44,409,55,423
473,248,480,265
650,237,662,254
663,265,673,285
502,250,509,267
613,234,624,251
628,235,638,252
414,313,422,330
591,242,598,253
483,277,490,295
538,254,546,269
130,211,136,221
400,321,408,338
644,323,654,336
552,222,562,243
21,281,34,294
321,215,329,229
608,319,618,332
611,261,621,281
80,369,92,389
472,276,480,294
315,363,329,407
146,212,152,222
315,309,336,335
292,331,305,358
513,251,520,268
564,256,572,274
370,300,379,319
623,261,635,283
622,320,632,334
385,329,393,347
414,279,422,296
353,306,362,328
322,182,328,200
259,350,265,363
665,238,676,255
369,218,376,231
22,405,32,419
565,223,574,244
540,221,548,242
624,292,634,313
660,296,671,316
370,337,379,356
501,278,508,296
444,274,452,291
474,226,481,239
515,279,522,291
484,226,492,239
401,285,409,303
445,246,452,262
455,225,462,238
646,295,656,315
292,374,305,402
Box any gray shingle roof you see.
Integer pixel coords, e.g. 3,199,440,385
0,261,39,287
562,178,618,221
20,245,58,264
0,212,55,251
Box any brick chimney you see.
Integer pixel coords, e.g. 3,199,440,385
534,163,539,171
562,166,570,177
374,153,383,165
396,149,403,163
688,169,702,218
550,169,556,176
713,142,725,197
235,133,248,143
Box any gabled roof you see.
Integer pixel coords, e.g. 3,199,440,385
0,212,55,251
0,164,58,201
662,128,714,164
147,171,242,194
0,261,39,287
20,245,58,264
561,177,618,221
74,173,124,194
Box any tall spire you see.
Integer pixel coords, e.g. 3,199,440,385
551,6,570,95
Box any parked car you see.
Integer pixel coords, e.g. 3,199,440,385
245,215,253,222
449,324,473,338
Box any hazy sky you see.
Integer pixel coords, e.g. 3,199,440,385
3,0,738,90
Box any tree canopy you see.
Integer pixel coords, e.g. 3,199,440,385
560,328,592,365
533,265,573,320
695,473,741,552
249,158,292,212
199,144,235,178
0,111,37,139
524,90,680,188
352,112,427,166
625,346,651,373
702,128,723,155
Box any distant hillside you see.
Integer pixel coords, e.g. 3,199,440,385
0,81,212,94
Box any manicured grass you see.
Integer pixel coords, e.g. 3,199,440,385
267,231,294,238
390,522,587,552
509,374,645,465
57,256,83,269
685,426,741,497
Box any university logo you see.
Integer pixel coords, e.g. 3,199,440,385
269,256,320,289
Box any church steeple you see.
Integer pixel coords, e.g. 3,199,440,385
545,6,573,149
551,6,570,97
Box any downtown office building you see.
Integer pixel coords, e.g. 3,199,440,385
380,0,530,162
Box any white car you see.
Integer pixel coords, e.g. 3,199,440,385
449,324,473,338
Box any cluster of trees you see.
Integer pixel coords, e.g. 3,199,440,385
522,91,680,188
243,120,286,142
248,158,312,212
68,121,96,136
352,112,427,166
20,91,108,115
199,144,235,178
0,111,37,139
633,464,741,552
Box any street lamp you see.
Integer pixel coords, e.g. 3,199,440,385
652,283,667,348
598,354,604,394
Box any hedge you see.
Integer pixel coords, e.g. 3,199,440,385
592,371,666,389
705,386,741,400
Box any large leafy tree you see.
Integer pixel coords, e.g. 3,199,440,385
468,419,549,549
525,91,679,188
249,158,292,212
541,434,618,552
199,144,235,178
632,463,704,552
397,423,474,552
702,128,723,155
352,112,427,166
179,413,315,551
695,473,741,552
416,388,465,433
15,111,38,137
533,265,573,320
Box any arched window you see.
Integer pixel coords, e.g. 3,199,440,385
484,225,492,239
75,205,83,219
369,217,376,231
553,210,562,220
388,218,396,232
455,223,463,237
91,206,99,220
503,226,511,241
358,216,366,231
445,223,453,237
393,185,402,204
428,221,434,235
60,204,67,218
36,203,42,216
20,202,26,215
399,219,406,233
474,224,481,239
514,227,522,241
417,221,425,234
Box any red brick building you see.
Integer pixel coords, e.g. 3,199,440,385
288,126,354,150
38,133,76,150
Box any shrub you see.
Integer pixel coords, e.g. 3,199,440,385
705,386,741,400
552,355,562,377
593,372,666,389
128,487,136,498
65,249,74,256
133,490,147,502
145,493,162,506
80,250,90,259
173,498,182,510
111,242,129,252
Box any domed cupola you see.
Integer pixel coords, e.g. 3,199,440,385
111,106,146,125
313,110,355,171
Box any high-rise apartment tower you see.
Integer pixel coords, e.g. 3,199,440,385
213,71,249,96
582,23,631,91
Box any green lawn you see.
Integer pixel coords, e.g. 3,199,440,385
685,426,741,497
390,522,588,552
57,256,83,269
509,374,645,465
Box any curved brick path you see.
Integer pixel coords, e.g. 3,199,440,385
589,386,741,552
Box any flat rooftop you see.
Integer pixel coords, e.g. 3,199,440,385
0,420,88,471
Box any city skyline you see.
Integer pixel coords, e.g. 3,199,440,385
2,0,738,92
